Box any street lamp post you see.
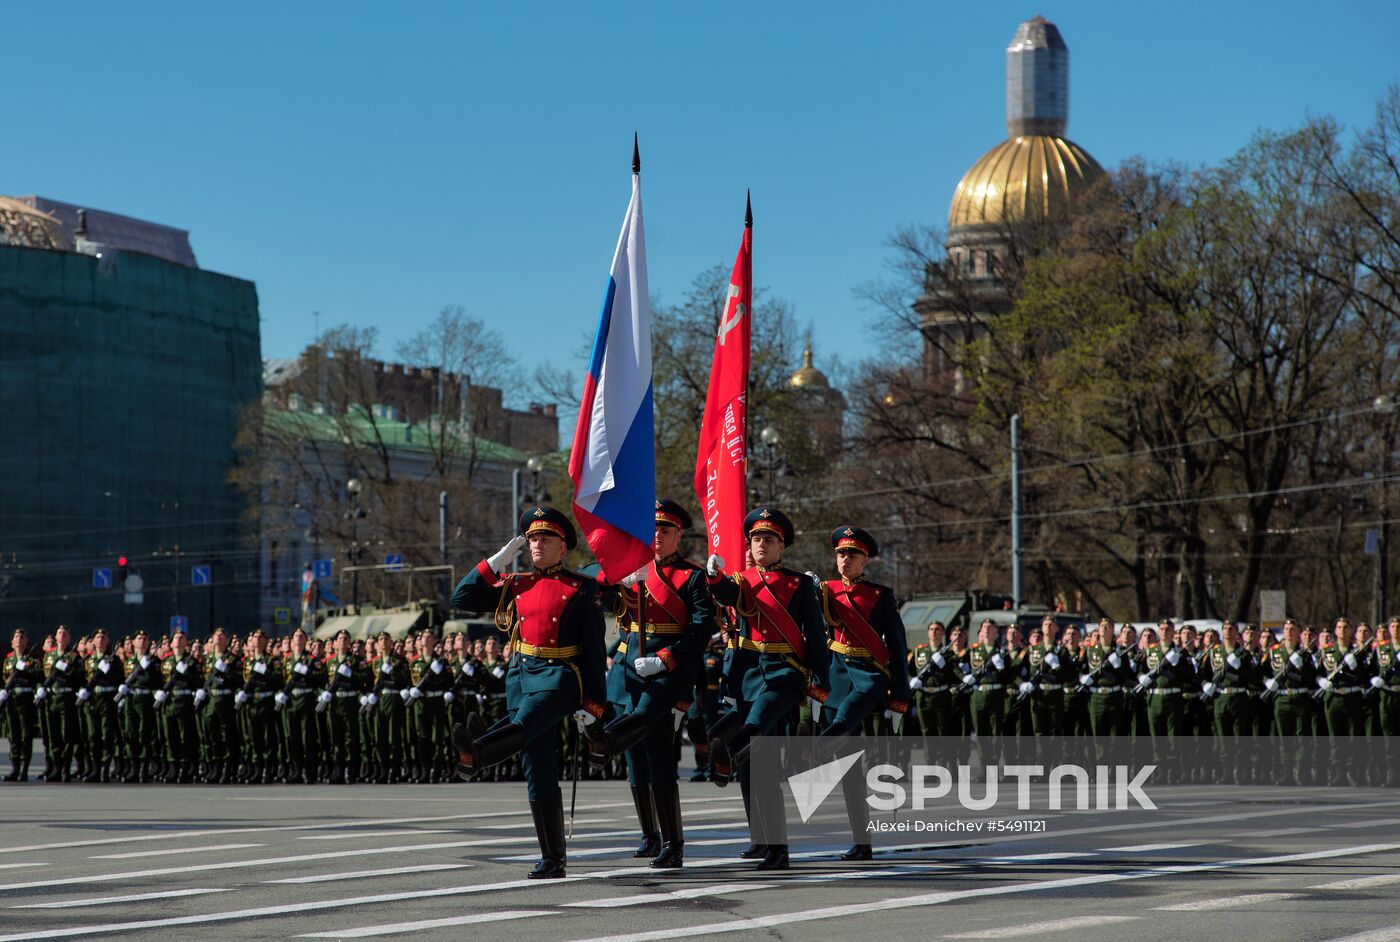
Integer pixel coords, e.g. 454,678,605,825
346,477,364,611
1374,394,1397,626
757,426,783,504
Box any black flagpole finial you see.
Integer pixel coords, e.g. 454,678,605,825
745,190,752,228
632,133,640,175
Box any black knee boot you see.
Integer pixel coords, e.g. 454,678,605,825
631,785,661,857
650,786,684,869
528,796,567,879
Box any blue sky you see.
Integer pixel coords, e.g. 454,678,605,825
8,1,1398,396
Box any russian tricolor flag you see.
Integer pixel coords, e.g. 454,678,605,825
568,143,655,582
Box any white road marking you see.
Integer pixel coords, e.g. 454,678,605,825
556,841,1400,942
1337,818,1400,829
1310,873,1400,891
0,866,45,872
1155,891,1301,911
265,864,472,884
1099,843,1204,853
92,843,262,860
298,830,453,841
982,853,1094,864
1236,827,1324,838
298,911,556,938
1322,928,1400,942
566,883,773,908
14,889,232,910
498,847,636,861
945,915,1140,939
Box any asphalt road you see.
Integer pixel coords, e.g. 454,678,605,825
2,778,1400,942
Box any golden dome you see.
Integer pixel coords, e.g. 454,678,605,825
948,135,1106,231
0,196,69,250
789,345,829,390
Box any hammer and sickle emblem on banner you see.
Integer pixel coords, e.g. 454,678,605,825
718,283,746,345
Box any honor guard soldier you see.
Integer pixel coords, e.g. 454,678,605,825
1201,620,1257,782
119,631,161,782
910,622,960,737
202,628,242,784
364,633,410,783
157,631,203,783
2,629,42,781
278,628,320,784
321,629,369,784
588,499,715,869
812,525,910,862
1136,621,1194,779
451,506,608,879
1264,618,1320,783
39,626,85,782
81,629,123,782
236,630,283,784
406,630,454,784
962,619,1011,738
704,507,829,871
1316,618,1374,784
1025,617,1070,737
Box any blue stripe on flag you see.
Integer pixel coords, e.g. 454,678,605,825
586,277,617,379
587,382,656,545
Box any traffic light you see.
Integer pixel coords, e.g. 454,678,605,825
117,556,128,581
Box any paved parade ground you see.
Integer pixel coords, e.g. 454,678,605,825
3,779,1400,942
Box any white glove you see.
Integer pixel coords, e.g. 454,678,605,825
573,709,597,727
13,659,24,671
338,663,353,678
118,683,131,696
215,658,228,672
909,676,924,691
931,651,946,668
1078,673,1092,686
430,659,443,674
1138,673,1153,688
1045,653,1060,670
706,554,725,577
1344,652,1358,670
1165,648,1180,666
961,673,976,686
1264,677,1279,692
253,661,267,675
0,690,7,704
1226,653,1241,670
398,688,410,702
358,694,368,707
379,661,393,674
1018,681,1034,695
98,659,111,673
139,656,151,669
1318,676,1333,691
1201,681,1216,697
884,709,903,733
274,691,288,706
464,662,476,677
1371,676,1385,689
1289,651,1303,669
444,691,455,703
55,658,68,671
318,690,333,704
634,656,666,678
366,692,379,706
475,693,486,706
194,689,207,706
1108,652,1122,669
408,686,422,700
808,696,823,719
293,662,308,676
35,687,47,702
234,690,249,706
991,654,1005,671
620,565,649,588
491,666,506,679
76,688,90,703
488,534,528,572
176,660,188,674
153,690,168,705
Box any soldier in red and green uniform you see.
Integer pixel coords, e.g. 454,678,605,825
200,627,241,784
1317,618,1375,784
319,628,369,784
236,630,283,784
366,632,410,783
39,626,86,782
405,629,454,784
451,506,608,880
80,629,123,782
909,621,960,737
812,525,910,862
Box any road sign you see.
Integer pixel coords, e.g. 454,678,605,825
274,607,292,625
92,567,112,589
191,565,212,586
385,553,404,571
170,615,188,632
123,573,144,606
313,558,333,580
1365,529,1380,555
1259,590,1287,631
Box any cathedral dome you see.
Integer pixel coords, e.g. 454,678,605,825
789,345,829,390
947,135,1106,231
